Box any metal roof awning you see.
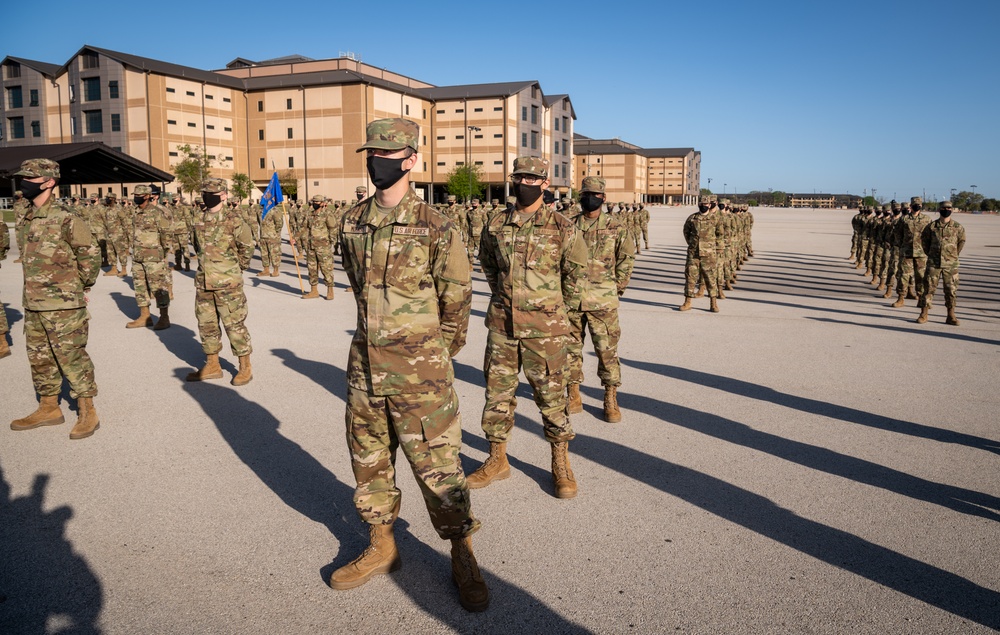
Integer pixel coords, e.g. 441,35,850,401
0,142,174,186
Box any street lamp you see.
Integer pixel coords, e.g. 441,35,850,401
707,177,712,191
467,126,481,202
723,183,727,195
950,188,956,202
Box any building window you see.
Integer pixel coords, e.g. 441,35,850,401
554,118,559,131
423,136,427,145
287,127,293,139
521,132,527,147
494,160,503,165
554,141,559,154
457,161,465,166
493,133,502,138
563,139,568,155
286,98,292,110
531,105,538,124
474,160,483,166
70,117,76,135
530,131,537,150
437,162,446,166
29,89,38,107
494,106,502,112
258,130,264,140
186,90,195,97
474,107,483,112
436,135,445,140
224,126,232,132
562,117,568,131
257,100,263,112
169,151,178,157
206,124,215,130
81,51,99,69
223,97,231,103
423,162,427,171
436,109,445,114
259,158,266,169
288,157,294,168
456,134,464,140
187,122,196,127
166,87,175,93
84,110,102,134
456,108,464,113
207,155,216,160
83,77,101,101
167,119,177,125
110,113,121,132
554,165,559,178
521,106,527,121
5,61,21,78
108,81,119,99
205,94,214,100
225,156,233,161
30,120,40,137
7,86,23,109
69,85,75,102
474,134,483,139
405,104,410,115
423,109,427,118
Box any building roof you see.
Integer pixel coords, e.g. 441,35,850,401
418,80,539,101
543,94,577,120
0,142,174,186
73,46,245,90
639,147,697,158
242,68,416,94
4,56,62,78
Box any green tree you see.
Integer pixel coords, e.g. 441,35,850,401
171,144,212,201
862,195,877,207
747,199,759,207
772,191,788,207
230,173,254,203
279,170,298,200
445,165,484,202
700,187,713,196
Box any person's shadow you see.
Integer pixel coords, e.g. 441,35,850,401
0,465,103,634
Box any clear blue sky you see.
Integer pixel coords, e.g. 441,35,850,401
6,0,998,200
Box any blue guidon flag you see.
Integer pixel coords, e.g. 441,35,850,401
260,172,283,220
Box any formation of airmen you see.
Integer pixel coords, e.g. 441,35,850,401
679,195,755,312
849,196,966,325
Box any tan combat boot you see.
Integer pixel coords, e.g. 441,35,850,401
551,441,577,499
70,397,100,440
255,268,268,277
326,285,335,301
117,266,128,278
946,305,960,326
603,386,622,423
186,353,224,381
103,264,119,276
451,536,489,612
126,306,153,329
271,267,280,277
302,286,319,299
466,442,510,489
0,337,10,359
694,286,704,298
153,307,171,331
678,298,693,311
566,384,583,414
881,287,892,298
915,306,930,324
891,294,905,308
329,523,400,590
231,355,253,386
717,289,726,300
906,288,917,300
710,298,719,313
11,395,65,431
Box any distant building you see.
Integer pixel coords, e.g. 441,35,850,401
573,135,700,205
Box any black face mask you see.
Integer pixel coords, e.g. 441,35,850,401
542,190,555,205
202,193,223,209
134,196,148,206
312,203,322,210
912,206,921,214
698,204,710,213
939,209,952,218
366,155,410,190
19,180,47,201
513,183,543,208
580,193,604,213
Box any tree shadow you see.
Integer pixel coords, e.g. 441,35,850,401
541,421,1000,631
0,464,103,635
620,357,1000,455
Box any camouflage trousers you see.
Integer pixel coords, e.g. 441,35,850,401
896,256,927,296
850,233,859,257
641,225,649,247
105,231,127,268
717,246,735,288
880,247,898,285
922,263,959,310
259,238,281,270
684,253,718,298
24,308,97,399
133,260,171,309
194,287,252,356
305,243,334,287
0,294,8,335
566,308,621,387
481,329,574,443
859,238,870,267
346,386,480,539
171,232,191,265
15,221,27,258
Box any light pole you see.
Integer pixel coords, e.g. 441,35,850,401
466,126,481,202
707,177,712,192
950,188,957,203
723,183,727,195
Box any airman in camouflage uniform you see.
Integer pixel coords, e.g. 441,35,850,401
466,198,487,262
257,201,284,277
11,191,28,264
892,197,932,308
0,213,10,358
126,185,173,330
564,177,635,423
638,203,650,249
165,194,191,271
302,194,337,300
468,155,589,500
916,201,965,326
332,118,488,612
9,159,102,439
880,202,904,297
849,205,865,263
680,195,721,312
185,178,255,386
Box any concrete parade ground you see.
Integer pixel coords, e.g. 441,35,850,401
1,206,998,634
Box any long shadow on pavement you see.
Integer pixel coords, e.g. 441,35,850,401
0,465,103,635
806,316,1000,347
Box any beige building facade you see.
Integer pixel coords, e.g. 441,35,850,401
574,136,700,205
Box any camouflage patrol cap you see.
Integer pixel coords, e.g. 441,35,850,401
107,192,118,199
881,204,889,211
940,201,953,209
15,158,60,179
356,186,367,194
506,195,516,205
581,176,606,194
472,198,480,204
721,198,731,205
310,194,326,203
161,192,174,201
133,184,153,196
701,194,717,203
200,178,227,193
447,194,457,203
356,117,419,153
491,198,499,205
910,196,922,205
511,156,549,178
14,190,22,197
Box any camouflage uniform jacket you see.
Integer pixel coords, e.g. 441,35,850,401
259,207,283,240
566,210,636,311
304,206,337,249
921,218,966,267
131,204,173,263
683,210,720,257
899,212,932,258
21,199,101,311
193,206,253,291
479,203,588,339
169,204,189,233
1,216,9,261
340,188,471,396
